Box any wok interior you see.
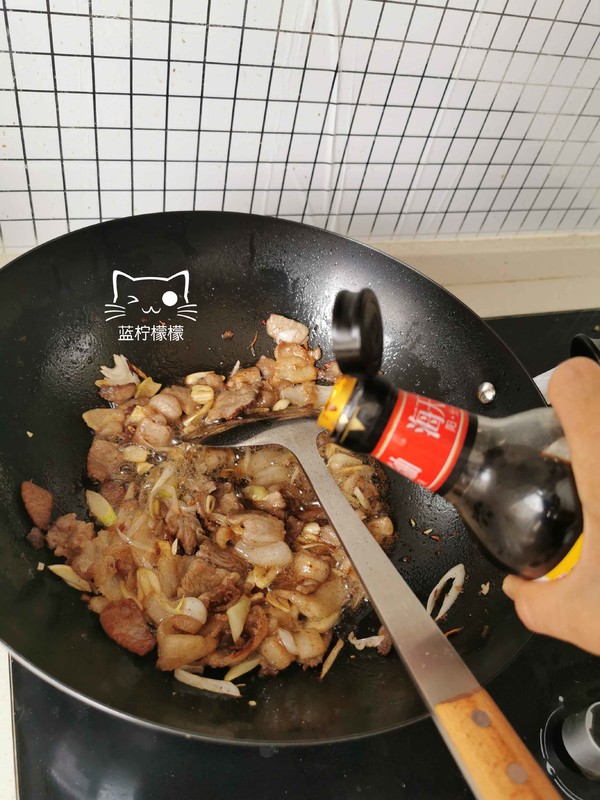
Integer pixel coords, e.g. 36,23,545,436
0,212,539,743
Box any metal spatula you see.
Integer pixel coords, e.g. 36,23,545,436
200,415,558,800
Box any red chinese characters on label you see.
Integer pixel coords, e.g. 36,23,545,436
371,391,469,491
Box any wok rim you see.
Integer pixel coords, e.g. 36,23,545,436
7,630,531,746
0,210,540,744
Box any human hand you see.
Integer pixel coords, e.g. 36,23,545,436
503,357,600,656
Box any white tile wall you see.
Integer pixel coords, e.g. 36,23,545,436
0,0,599,251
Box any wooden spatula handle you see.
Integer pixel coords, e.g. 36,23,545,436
434,687,559,799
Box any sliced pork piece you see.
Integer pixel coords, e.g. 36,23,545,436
26,526,45,549
46,513,95,560
231,510,292,567
99,382,137,404
45,513,107,585
21,480,53,530
99,599,156,656
266,313,309,345
255,490,286,517
214,489,243,517
230,511,286,547
163,385,196,415
227,366,261,389
291,549,331,586
254,383,278,408
273,343,317,384
256,355,276,381
87,439,123,482
200,573,242,611
171,614,204,635
133,417,172,448
179,557,224,596
101,479,126,509
175,514,205,555
203,372,226,394
205,384,258,422
197,540,247,574
148,392,183,422
82,407,127,436
244,446,294,488
280,382,316,407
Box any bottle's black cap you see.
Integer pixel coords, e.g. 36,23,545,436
332,288,383,376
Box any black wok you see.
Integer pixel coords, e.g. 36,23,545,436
0,211,542,744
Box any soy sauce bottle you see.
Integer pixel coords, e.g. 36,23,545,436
318,289,584,580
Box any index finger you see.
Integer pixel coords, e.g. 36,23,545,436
548,358,600,529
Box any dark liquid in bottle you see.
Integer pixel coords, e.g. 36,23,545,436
450,444,583,579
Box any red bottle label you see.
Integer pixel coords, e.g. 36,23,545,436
371,391,469,492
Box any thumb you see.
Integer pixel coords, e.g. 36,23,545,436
502,574,572,638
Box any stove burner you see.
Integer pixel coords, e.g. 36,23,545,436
563,702,600,781
541,690,600,799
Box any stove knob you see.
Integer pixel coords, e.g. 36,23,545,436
562,701,600,780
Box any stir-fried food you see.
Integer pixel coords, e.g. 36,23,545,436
22,315,396,694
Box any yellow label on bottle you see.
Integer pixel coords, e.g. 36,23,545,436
538,534,583,582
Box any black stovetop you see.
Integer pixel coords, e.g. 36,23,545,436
11,309,600,800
